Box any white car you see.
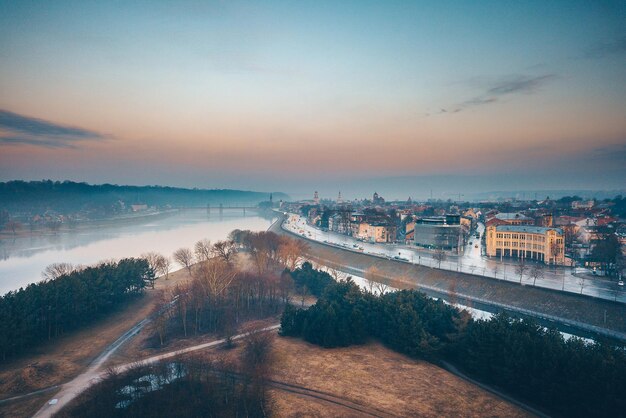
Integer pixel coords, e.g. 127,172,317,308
619,280,624,287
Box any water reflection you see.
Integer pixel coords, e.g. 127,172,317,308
0,209,275,294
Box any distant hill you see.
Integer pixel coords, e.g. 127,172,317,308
0,180,289,217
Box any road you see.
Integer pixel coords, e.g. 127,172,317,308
283,213,625,303
32,325,280,418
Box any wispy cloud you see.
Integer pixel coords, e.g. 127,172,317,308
0,110,107,148
582,36,626,59
441,74,557,114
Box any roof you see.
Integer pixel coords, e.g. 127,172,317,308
495,225,563,235
494,212,531,221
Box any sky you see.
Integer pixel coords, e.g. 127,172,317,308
0,0,625,200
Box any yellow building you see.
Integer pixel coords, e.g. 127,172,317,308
354,222,395,243
486,225,565,265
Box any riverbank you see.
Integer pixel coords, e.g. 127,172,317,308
0,209,181,241
270,216,626,341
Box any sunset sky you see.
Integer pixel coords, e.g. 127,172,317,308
1,1,625,199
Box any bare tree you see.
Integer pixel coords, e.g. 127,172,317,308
151,294,169,346
364,266,381,294
241,327,276,380
578,276,586,294
433,249,446,269
42,262,75,281
278,270,294,303
141,252,166,287
173,247,194,274
529,263,545,286
277,237,308,270
515,257,528,284
194,239,212,262
197,258,237,300
493,263,500,279
158,255,171,280
375,275,390,295
212,240,238,264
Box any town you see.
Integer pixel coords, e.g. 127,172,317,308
279,192,625,287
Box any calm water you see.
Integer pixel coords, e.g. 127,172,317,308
0,209,275,294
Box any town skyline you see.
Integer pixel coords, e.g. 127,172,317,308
1,1,625,195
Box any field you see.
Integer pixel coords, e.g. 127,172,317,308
268,337,533,417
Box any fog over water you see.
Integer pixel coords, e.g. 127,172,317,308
0,209,275,294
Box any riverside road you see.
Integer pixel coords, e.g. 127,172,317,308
270,215,626,342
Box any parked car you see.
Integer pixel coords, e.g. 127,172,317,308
619,280,624,287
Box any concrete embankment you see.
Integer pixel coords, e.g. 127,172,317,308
270,218,626,342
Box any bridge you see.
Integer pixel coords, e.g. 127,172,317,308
177,203,260,215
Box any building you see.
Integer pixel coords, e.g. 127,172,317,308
313,191,319,205
485,225,565,265
486,212,534,227
353,221,395,243
372,192,385,205
572,200,594,210
414,215,463,252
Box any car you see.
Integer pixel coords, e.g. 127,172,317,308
619,280,624,286
474,244,478,248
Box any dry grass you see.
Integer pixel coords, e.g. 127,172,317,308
0,391,56,418
0,267,193,417
271,337,533,418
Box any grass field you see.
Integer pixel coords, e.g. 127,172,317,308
269,337,532,418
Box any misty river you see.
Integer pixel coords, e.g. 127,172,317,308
0,209,276,294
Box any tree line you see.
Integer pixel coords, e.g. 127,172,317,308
280,279,626,417
0,180,287,219
0,258,153,360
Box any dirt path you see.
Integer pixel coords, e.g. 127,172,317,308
31,325,280,418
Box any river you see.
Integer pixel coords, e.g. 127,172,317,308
0,209,275,294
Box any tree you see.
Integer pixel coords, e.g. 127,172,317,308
529,263,544,286
375,276,390,295
151,299,168,346
578,276,586,294
42,262,75,281
173,247,194,274
212,240,238,264
493,263,500,279
591,233,620,276
277,237,308,270
320,250,348,281
433,249,446,268
158,256,171,280
278,270,294,303
515,257,528,284
197,258,237,300
194,239,212,263
141,252,165,287
364,266,381,294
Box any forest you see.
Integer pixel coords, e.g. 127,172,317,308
0,180,287,220
150,231,312,346
280,279,626,418
0,258,153,360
